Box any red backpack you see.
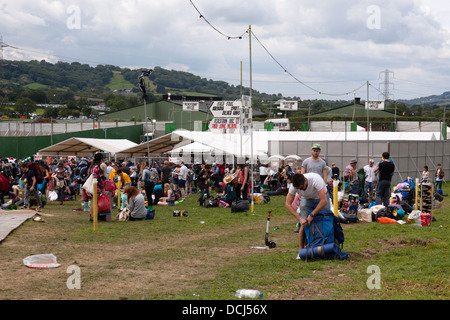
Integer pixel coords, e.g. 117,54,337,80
28,163,44,184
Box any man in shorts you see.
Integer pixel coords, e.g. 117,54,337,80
285,172,330,250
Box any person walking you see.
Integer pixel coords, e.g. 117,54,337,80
197,164,212,203
20,163,43,211
374,152,395,207
434,163,445,191
421,165,430,183
364,159,376,202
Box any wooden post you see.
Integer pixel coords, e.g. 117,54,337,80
415,178,419,210
333,179,339,217
117,177,121,210
93,179,98,231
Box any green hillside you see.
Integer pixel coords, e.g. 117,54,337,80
106,71,136,91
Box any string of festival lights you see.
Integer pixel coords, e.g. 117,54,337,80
189,0,372,98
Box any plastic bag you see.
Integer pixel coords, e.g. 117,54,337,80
97,194,111,214
117,208,130,221
360,209,373,222
407,210,422,226
377,217,397,224
23,254,61,268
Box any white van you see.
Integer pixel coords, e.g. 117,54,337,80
265,118,290,131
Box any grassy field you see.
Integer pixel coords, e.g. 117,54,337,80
0,184,448,301
106,71,136,91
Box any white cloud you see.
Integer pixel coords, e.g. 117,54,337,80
0,0,449,100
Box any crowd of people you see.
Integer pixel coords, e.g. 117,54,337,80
0,147,445,229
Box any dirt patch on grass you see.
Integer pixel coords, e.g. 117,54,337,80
0,215,279,299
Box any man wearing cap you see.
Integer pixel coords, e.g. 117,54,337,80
301,144,327,183
364,159,376,202
344,159,358,182
296,144,327,233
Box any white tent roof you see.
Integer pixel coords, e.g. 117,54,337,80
169,141,214,155
38,137,138,156
116,129,442,159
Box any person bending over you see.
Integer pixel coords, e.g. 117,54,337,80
285,172,330,249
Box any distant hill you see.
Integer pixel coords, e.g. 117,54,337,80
399,91,450,106
0,59,281,102
0,59,448,113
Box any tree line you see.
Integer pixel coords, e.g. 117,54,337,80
0,59,448,121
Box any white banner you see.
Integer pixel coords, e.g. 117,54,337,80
241,95,251,108
182,102,199,111
209,117,240,131
240,107,252,135
365,100,385,110
279,101,298,111
209,101,241,118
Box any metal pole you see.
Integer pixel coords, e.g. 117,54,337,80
144,99,150,163
249,25,254,213
367,81,370,163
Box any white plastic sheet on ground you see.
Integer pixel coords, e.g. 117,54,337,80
23,254,61,268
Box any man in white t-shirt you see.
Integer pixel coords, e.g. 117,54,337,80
363,159,376,202
178,161,189,201
285,172,330,250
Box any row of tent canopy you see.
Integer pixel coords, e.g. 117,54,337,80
37,129,446,160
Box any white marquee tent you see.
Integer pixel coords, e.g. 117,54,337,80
38,137,138,157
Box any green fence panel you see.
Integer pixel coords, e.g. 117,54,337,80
0,124,143,159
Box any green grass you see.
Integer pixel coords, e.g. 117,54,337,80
0,184,448,300
106,71,136,91
23,82,50,90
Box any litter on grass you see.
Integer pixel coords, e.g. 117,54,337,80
23,254,61,268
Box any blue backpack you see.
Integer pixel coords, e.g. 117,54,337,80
299,209,348,261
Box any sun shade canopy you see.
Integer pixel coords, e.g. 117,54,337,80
38,138,138,157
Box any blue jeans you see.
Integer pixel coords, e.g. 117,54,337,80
376,180,391,207
299,197,331,220
366,181,374,198
198,187,210,201
435,180,443,191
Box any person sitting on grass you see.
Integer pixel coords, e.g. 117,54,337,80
121,186,146,221
219,174,237,208
157,183,175,206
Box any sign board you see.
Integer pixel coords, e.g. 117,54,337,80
279,101,298,111
34,155,42,160
240,107,252,135
183,101,199,111
241,95,251,108
209,117,240,131
209,101,241,118
365,100,385,110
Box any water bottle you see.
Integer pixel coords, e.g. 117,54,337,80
235,289,263,298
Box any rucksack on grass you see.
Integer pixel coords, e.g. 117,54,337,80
298,209,347,261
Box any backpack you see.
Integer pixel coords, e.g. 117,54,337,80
202,197,218,208
2,161,14,177
298,209,347,261
149,168,159,183
230,199,250,213
28,163,44,184
103,180,117,193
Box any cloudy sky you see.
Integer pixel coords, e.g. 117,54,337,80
1,0,449,101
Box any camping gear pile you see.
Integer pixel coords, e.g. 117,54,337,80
335,177,443,226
